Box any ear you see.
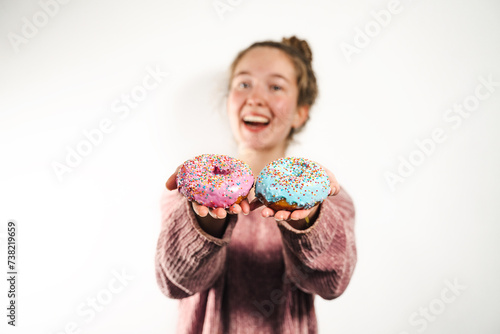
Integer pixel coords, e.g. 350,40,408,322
292,105,310,129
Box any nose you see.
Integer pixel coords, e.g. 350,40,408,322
246,84,265,107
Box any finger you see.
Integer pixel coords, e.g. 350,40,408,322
318,163,340,196
239,200,250,215
329,183,340,196
261,207,275,218
209,207,227,219
274,210,291,221
290,208,312,220
249,197,264,211
328,173,340,196
192,202,208,217
228,204,242,215
215,208,227,219
166,165,182,190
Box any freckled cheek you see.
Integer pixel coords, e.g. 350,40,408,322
270,98,295,120
227,93,244,117
229,91,247,108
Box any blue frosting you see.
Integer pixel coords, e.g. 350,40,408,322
255,157,330,209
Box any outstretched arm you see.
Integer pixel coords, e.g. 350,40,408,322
277,186,357,299
251,164,357,300
155,179,239,299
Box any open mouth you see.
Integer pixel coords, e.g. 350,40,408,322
242,115,270,130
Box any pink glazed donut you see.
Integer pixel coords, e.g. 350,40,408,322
176,154,254,209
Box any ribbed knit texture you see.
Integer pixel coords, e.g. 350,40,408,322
155,186,357,333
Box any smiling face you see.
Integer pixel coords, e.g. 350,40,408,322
227,47,309,152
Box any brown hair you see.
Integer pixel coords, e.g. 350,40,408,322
228,36,318,137
229,36,318,107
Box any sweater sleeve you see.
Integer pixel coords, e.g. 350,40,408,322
277,186,357,300
155,189,237,299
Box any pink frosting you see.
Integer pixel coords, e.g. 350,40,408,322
176,154,254,209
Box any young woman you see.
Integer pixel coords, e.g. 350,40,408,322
156,36,357,333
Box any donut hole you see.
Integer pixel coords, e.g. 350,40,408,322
291,162,309,177
213,166,231,175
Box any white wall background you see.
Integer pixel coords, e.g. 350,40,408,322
1,0,499,333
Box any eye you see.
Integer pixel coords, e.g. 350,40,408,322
238,82,250,89
270,85,282,91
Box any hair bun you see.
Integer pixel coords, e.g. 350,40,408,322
282,36,313,63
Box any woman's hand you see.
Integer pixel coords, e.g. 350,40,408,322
165,166,250,220
250,165,340,228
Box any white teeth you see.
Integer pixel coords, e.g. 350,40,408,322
243,115,270,124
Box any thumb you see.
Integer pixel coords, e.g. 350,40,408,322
166,165,181,190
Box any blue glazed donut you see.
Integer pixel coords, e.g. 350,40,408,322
255,157,330,210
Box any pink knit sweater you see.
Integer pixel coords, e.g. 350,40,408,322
155,186,357,333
